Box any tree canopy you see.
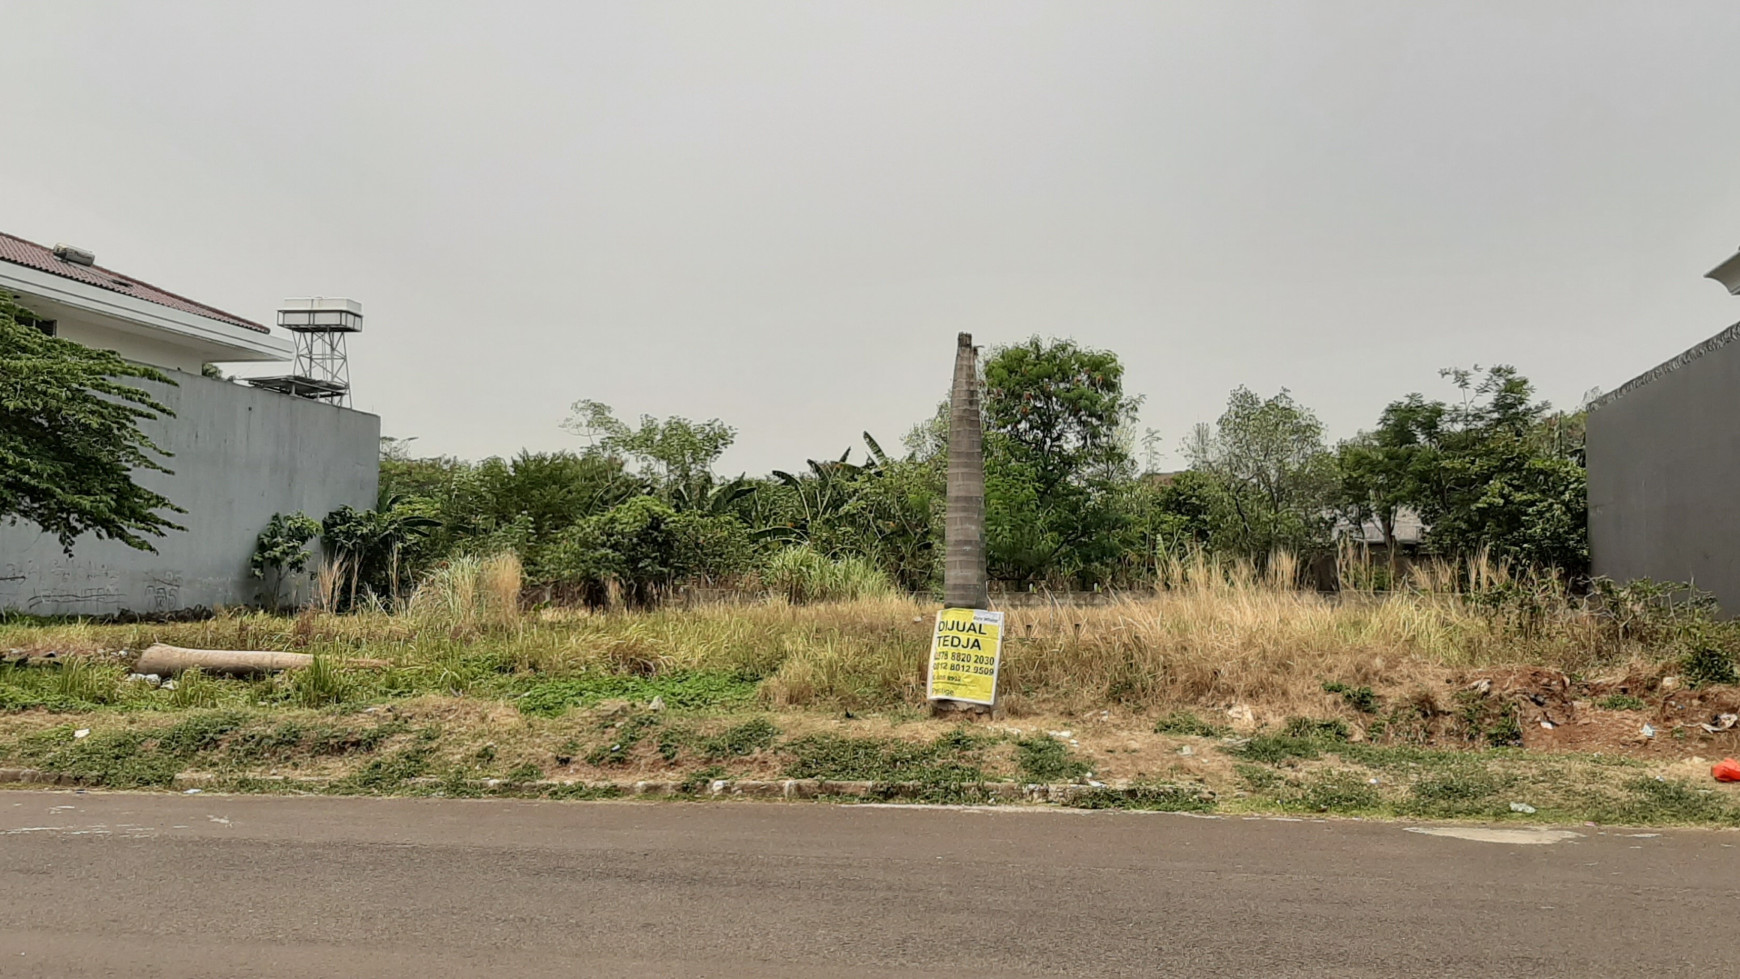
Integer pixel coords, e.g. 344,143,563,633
0,293,182,552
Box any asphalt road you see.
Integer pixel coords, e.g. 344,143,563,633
0,791,1730,978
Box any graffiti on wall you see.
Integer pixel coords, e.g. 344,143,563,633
0,559,125,615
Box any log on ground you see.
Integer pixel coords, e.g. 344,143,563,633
134,644,389,677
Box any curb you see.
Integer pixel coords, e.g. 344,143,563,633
0,768,1212,805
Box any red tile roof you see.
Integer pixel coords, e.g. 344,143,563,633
0,231,268,333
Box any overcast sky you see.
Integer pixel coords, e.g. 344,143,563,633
9,2,1740,473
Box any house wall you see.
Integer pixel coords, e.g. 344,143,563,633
1587,330,1740,611
0,372,378,616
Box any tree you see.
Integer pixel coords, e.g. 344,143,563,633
321,494,440,609
250,512,321,609
1334,396,1439,582
980,336,1142,586
562,400,736,504
1369,367,1587,573
0,292,183,552
1186,387,1336,562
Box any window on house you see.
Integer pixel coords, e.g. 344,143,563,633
15,313,55,336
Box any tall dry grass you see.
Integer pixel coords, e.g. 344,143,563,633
406,552,524,633
0,547,1686,720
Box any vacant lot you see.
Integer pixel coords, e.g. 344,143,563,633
5,573,1740,825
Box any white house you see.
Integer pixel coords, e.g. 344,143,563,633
0,231,379,616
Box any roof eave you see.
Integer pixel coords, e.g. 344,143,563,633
0,262,291,362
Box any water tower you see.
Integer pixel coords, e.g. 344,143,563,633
247,298,362,406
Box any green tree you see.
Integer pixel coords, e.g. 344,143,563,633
321,494,440,609
0,293,183,552
1371,367,1587,573
1186,387,1336,561
981,337,1142,586
562,400,736,504
250,512,321,610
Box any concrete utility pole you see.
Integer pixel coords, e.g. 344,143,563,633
943,332,988,610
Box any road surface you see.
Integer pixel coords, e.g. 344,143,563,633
0,790,1730,977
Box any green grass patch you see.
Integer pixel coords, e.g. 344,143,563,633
517,671,757,717
1015,736,1090,782
1322,681,1380,714
1596,694,1647,711
1152,711,1229,738
781,730,995,783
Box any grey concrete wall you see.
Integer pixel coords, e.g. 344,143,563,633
1588,326,1740,611
0,373,378,615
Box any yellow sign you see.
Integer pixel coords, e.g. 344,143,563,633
926,607,1004,705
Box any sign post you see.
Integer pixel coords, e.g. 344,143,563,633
926,608,1004,706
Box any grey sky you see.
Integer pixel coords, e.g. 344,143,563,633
9,2,1740,474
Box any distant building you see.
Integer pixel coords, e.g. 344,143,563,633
0,231,379,615
1587,248,1740,611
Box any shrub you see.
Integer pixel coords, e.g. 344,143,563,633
538,497,753,606
759,546,895,604
1015,736,1090,782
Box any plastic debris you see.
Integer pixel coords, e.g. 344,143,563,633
1713,758,1740,783
1540,721,1555,730
648,696,665,712
183,788,201,795
73,729,90,739
1701,714,1739,734
1641,723,1656,739
1509,802,1537,814
161,680,178,691
1178,746,1194,756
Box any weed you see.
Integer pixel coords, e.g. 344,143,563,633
1401,765,1513,818
168,668,222,709
1235,762,1285,791
545,782,624,801
1153,711,1228,738
227,722,309,764
336,747,431,793
157,711,248,755
782,733,989,783
1596,694,1646,711
585,713,660,766
517,671,756,717
1322,681,1380,714
290,656,351,708
1070,785,1216,812
1232,734,1322,765
1295,770,1381,813
505,761,542,782
31,731,182,788
1592,776,1740,826
1682,640,1738,689
52,659,121,706
700,719,780,760
1015,736,1090,782
309,720,406,755
679,765,730,794
1281,716,1351,741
